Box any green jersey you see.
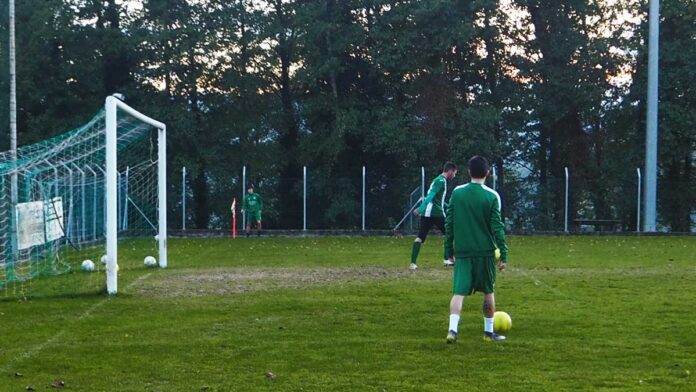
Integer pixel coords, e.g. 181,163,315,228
417,174,447,218
243,193,263,213
444,183,508,262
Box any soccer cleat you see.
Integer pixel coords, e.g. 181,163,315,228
446,330,458,344
443,259,454,267
483,332,507,342
409,263,418,271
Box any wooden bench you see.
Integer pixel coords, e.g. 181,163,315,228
573,219,621,232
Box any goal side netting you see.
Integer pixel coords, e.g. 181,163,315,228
0,95,167,295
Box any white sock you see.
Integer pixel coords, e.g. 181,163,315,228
484,317,494,333
449,315,460,333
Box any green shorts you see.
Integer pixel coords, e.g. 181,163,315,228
452,256,496,295
247,211,262,223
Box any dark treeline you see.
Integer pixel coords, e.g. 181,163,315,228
0,0,693,231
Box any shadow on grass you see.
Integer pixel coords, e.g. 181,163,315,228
0,287,108,302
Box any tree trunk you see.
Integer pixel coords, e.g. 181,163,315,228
192,169,209,229
102,0,129,95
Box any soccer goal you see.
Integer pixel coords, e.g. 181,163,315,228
0,95,166,295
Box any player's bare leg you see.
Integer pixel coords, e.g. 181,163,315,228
450,294,464,316
483,293,505,341
256,221,262,236
482,293,495,318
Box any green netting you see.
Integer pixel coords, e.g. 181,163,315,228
0,108,159,293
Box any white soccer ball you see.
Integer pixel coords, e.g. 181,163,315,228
81,259,95,272
100,254,108,265
144,256,157,267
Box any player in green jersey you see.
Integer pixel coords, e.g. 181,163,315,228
409,162,458,270
242,184,264,237
444,156,509,343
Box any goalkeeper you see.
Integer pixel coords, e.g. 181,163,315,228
242,184,263,237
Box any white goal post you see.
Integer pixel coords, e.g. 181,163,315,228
105,95,167,295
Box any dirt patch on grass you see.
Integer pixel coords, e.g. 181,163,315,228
136,266,448,298
135,265,691,298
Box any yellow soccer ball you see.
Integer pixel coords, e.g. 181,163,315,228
494,311,512,335
494,248,501,261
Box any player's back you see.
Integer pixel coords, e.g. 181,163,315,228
447,183,500,257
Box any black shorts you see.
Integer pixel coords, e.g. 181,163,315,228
417,216,445,242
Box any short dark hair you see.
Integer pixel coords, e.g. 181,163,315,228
247,184,254,190
468,156,489,179
443,162,458,173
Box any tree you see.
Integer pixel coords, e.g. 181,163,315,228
513,0,636,229
627,0,695,231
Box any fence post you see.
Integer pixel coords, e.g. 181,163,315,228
242,165,246,230
636,168,641,232
362,166,366,231
492,165,497,190
564,167,569,233
80,166,87,241
85,165,97,240
71,163,86,242
117,170,122,232
96,165,107,234
123,166,129,231
303,166,307,231
67,164,74,240
182,166,186,230
421,167,425,200
92,167,97,239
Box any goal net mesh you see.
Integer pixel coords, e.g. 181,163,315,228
0,108,159,295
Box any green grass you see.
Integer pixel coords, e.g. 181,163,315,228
1,236,695,391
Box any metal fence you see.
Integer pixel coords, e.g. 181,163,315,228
175,166,695,233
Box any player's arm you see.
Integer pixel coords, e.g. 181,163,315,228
444,196,454,259
258,195,263,211
241,195,248,212
417,179,443,215
490,197,508,264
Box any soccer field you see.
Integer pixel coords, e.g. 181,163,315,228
1,236,695,391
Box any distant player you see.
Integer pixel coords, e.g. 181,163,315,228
409,162,458,270
444,156,508,343
242,184,263,237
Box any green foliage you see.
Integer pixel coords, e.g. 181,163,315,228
0,0,693,230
